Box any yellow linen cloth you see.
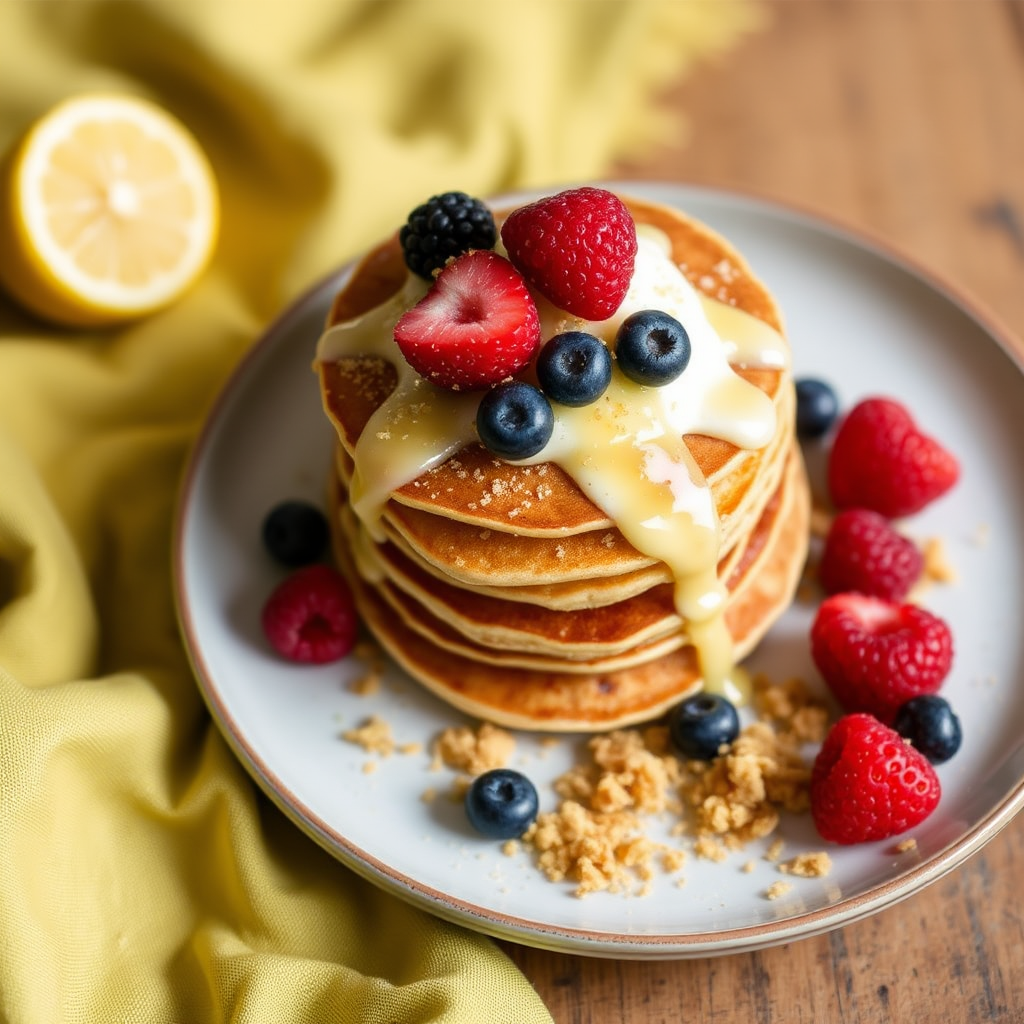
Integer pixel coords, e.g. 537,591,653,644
0,2,759,1021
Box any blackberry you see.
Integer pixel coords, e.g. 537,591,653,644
399,192,497,279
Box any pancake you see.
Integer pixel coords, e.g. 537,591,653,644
330,446,809,730
313,190,806,730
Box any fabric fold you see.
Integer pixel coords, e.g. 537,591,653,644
0,2,761,1020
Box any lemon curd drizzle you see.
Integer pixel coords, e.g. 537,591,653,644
316,227,788,695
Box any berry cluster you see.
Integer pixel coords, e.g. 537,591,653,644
793,383,962,844
391,187,652,459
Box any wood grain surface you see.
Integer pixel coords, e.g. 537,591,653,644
504,3,1024,1020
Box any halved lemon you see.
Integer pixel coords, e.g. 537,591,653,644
0,93,219,327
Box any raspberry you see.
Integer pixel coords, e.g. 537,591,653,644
810,713,941,844
818,508,923,601
261,564,358,664
393,249,540,391
399,191,497,279
827,397,959,517
500,187,637,320
810,593,953,723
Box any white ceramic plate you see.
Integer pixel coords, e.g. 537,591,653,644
173,182,1024,958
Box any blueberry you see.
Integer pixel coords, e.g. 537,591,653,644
465,768,539,839
614,310,691,386
795,377,840,438
668,693,740,760
476,380,554,459
261,500,329,567
893,695,962,764
536,331,612,407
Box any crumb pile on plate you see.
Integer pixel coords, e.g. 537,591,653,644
314,191,809,730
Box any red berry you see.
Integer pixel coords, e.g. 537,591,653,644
810,593,953,723
393,249,540,391
261,564,358,664
500,187,637,320
810,713,941,844
819,508,923,601
828,397,959,517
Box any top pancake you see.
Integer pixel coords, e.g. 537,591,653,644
316,196,789,547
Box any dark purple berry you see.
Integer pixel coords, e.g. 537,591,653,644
795,377,840,438
669,693,740,760
476,380,553,460
262,500,329,567
465,769,539,839
894,695,962,764
399,192,496,279
615,310,691,386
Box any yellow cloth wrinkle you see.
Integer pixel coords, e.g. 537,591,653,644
0,2,762,1021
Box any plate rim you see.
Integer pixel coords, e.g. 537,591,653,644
172,179,1024,958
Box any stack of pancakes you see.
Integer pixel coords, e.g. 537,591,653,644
316,195,809,731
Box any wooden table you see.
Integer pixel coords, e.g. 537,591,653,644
505,3,1024,1020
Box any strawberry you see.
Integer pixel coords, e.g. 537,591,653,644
810,593,953,723
810,713,941,844
500,187,637,321
393,249,540,391
261,564,359,664
827,397,959,517
818,508,923,601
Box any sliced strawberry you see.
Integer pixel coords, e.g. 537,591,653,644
393,249,540,391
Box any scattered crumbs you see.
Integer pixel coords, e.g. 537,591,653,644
479,529,492,540
741,860,757,874
361,761,377,775
601,533,616,549
421,788,438,804
555,544,566,560
922,536,957,584
686,720,812,851
507,508,520,519
894,837,918,854
349,671,381,697
779,852,832,878
521,729,683,896
434,722,516,776
694,835,729,862
375,430,391,441
699,273,717,291
662,847,687,873
450,775,473,800
398,741,423,756
479,493,493,507
491,479,507,496
536,484,553,500
764,881,793,901
502,840,520,857
764,837,785,863
809,504,833,539
342,715,395,756
754,674,829,745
